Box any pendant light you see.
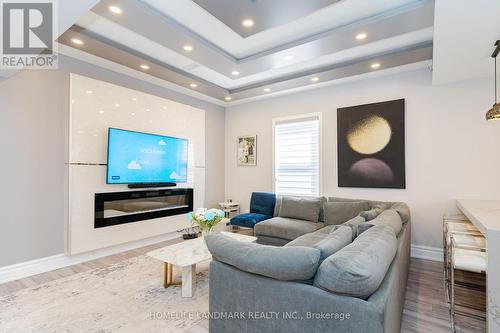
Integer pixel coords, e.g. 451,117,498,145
486,40,500,121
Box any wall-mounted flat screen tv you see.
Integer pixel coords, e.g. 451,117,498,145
106,128,188,184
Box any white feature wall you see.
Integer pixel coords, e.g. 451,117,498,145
225,69,500,249
68,74,205,255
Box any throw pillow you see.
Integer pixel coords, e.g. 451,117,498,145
360,203,389,221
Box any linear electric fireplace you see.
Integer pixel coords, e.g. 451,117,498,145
94,188,193,228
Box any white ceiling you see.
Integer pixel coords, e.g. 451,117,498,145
56,0,434,102
143,0,419,59
57,0,101,38
432,0,500,85
75,11,433,90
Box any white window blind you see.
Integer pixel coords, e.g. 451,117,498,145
274,116,320,197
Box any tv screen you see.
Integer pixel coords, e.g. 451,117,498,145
106,128,188,184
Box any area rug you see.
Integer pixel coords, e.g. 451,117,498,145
0,255,210,333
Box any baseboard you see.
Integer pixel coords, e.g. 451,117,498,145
0,232,181,284
411,244,443,262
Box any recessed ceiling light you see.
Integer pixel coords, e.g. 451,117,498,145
71,38,84,45
85,90,93,94
231,71,240,76
140,64,150,70
108,6,122,14
131,112,136,116
264,88,271,92
190,83,198,88
311,77,319,82
242,19,254,27
162,106,167,110
114,103,120,107
98,110,104,114
225,96,232,101
371,63,381,69
356,33,367,40
131,97,137,101
284,55,293,61
183,45,193,52
145,108,150,112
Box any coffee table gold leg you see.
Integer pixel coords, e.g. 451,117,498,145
163,262,168,288
163,263,181,288
164,263,174,288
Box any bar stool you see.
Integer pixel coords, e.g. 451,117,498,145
449,235,487,332
442,214,485,303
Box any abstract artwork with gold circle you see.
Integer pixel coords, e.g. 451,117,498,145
337,99,405,188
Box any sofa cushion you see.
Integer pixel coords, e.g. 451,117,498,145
279,196,323,222
285,231,330,247
205,233,320,281
359,209,403,236
286,226,352,262
255,217,325,241
230,213,272,228
314,226,353,262
323,201,370,225
250,192,276,216
331,215,366,240
390,202,410,223
313,225,397,299
327,197,363,202
315,224,335,234
255,235,290,246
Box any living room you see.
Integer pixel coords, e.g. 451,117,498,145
0,1,499,332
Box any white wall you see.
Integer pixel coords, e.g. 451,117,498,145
225,69,500,249
0,70,69,267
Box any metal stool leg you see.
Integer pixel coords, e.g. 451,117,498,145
443,218,450,303
450,246,456,332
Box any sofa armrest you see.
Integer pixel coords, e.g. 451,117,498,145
209,260,384,333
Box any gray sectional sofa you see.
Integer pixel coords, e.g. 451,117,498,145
206,196,411,333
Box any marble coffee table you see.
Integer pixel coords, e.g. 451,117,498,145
147,231,257,297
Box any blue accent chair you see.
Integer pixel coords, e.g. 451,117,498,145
230,192,276,229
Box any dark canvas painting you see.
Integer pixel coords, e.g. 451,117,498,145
337,99,405,189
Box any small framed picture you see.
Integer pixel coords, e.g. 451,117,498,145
237,135,257,166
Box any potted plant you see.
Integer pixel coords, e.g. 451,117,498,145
187,208,225,236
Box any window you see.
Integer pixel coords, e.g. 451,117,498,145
273,115,320,197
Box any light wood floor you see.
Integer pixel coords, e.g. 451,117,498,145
0,235,486,333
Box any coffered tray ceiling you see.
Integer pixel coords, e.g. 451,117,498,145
191,0,341,38
57,0,435,103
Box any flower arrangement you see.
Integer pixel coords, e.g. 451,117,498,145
187,208,225,236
